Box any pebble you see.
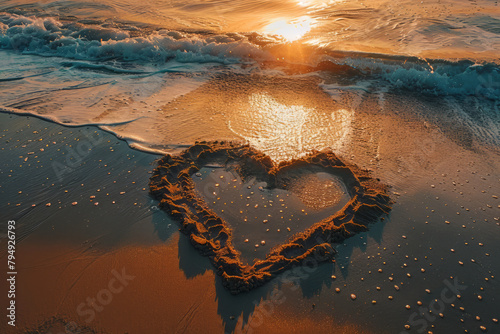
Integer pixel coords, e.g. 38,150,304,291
72,202,78,206
350,294,357,300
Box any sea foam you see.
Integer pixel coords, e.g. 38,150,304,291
0,13,269,64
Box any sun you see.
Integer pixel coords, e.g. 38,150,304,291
264,17,313,42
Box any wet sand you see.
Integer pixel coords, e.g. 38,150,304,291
1,96,499,334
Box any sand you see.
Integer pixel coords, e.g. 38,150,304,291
1,96,499,334
149,141,391,294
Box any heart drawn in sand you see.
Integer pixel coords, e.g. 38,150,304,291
149,142,392,294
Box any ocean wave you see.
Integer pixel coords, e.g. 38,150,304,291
0,13,269,64
325,56,500,100
1,12,499,100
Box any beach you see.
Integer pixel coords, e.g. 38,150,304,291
1,1,500,333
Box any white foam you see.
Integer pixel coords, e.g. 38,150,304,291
0,13,270,64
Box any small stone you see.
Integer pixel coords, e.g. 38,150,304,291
72,202,78,206
350,294,357,300
260,240,266,246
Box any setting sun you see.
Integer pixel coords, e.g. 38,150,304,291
264,17,313,41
